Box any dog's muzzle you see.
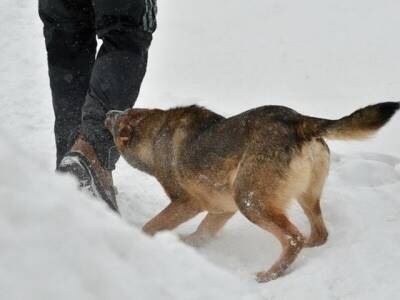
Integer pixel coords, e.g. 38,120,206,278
105,110,123,133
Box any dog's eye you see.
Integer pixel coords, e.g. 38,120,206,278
118,122,125,130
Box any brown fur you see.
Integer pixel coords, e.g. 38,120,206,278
105,102,399,282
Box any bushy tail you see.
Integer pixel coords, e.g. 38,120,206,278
300,102,399,140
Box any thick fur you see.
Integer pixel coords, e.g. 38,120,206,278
299,102,400,140
105,102,399,283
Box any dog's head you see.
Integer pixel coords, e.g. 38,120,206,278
105,108,153,150
105,108,166,173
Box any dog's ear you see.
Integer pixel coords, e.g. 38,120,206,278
127,109,148,128
116,109,149,147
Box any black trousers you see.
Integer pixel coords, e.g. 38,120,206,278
39,0,156,170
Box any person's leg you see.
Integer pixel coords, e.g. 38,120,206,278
81,0,157,170
39,0,156,211
39,0,96,167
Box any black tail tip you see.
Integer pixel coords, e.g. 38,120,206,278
375,101,400,123
381,101,400,110
377,101,400,112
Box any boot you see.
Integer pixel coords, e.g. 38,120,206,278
58,135,119,212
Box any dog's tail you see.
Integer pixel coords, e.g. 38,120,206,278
299,102,399,140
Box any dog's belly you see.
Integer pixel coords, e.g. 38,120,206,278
184,179,238,213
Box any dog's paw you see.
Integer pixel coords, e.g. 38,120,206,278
304,231,328,248
180,233,209,248
255,271,280,283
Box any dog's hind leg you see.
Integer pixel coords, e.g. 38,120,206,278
235,190,305,283
244,205,305,283
142,200,201,236
298,194,328,247
232,153,308,282
181,212,236,247
297,141,330,247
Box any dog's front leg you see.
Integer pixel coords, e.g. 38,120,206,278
142,200,201,236
181,212,236,247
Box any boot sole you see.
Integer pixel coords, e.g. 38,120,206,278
58,152,119,212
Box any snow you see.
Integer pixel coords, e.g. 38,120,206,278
1,0,400,299
0,131,260,300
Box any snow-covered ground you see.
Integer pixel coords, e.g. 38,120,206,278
0,130,263,300
1,0,400,299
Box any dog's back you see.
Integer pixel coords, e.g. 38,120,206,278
179,102,399,193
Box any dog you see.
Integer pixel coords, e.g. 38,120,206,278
105,102,399,282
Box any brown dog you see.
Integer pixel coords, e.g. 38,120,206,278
105,102,399,282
